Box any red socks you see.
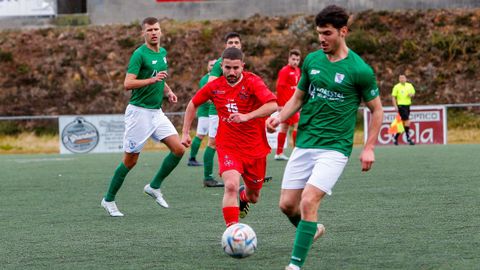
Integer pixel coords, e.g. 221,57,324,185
222,206,239,227
277,132,287,154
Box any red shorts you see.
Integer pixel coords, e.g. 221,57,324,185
282,111,300,126
217,148,266,191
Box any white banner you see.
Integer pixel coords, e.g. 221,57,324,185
364,105,447,145
0,0,56,17
59,115,124,154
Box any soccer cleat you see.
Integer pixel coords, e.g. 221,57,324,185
408,139,415,145
101,198,124,217
393,139,399,145
239,185,250,219
144,184,169,208
264,176,273,183
187,157,203,166
203,178,224,187
275,154,289,160
313,223,326,242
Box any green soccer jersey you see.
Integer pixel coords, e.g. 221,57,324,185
197,73,210,117
205,59,220,116
296,49,379,156
209,57,223,78
127,44,168,109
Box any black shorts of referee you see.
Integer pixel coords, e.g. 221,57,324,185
398,105,410,120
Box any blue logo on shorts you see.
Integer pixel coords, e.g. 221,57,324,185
128,140,136,151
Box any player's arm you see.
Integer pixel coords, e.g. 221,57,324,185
409,84,416,98
391,86,398,110
228,101,277,123
391,95,398,110
360,96,384,172
181,100,199,148
266,89,304,132
123,71,168,91
181,88,210,147
164,83,177,103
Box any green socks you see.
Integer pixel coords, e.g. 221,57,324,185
104,162,130,202
190,136,202,159
203,146,216,180
290,220,317,268
150,152,182,189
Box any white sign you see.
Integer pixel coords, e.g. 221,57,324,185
59,115,124,154
0,0,56,17
364,105,447,145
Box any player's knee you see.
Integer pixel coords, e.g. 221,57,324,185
171,145,185,156
247,192,259,204
299,195,321,212
279,200,296,216
224,181,238,195
208,138,216,148
123,159,137,169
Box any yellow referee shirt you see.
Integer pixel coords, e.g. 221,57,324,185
392,82,415,105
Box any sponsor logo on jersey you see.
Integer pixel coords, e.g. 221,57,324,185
371,88,379,96
152,60,158,64
308,84,345,102
238,86,250,100
335,73,345,83
212,90,225,94
310,69,320,75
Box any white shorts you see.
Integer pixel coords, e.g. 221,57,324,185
208,115,219,138
196,116,209,136
281,148,348,195
123,104,178,153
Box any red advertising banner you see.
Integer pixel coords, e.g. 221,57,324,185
364,106,447,145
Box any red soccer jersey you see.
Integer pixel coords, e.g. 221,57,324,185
192,72,277,158
276,65,301,106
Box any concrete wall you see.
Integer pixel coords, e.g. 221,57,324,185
88,0,480,25
1,0,478,29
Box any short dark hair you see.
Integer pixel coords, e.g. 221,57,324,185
289,49,301,57
224,32,241,43
222,47,244,61
142,17,159,28
315,5,349,29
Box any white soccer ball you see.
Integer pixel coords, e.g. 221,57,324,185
221,223,257,258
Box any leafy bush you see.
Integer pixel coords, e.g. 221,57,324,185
347,29,378,55
0,49,13,62
117,37,136,48
54,14,90,26
0,122,21,135
17,64,30,75
447,108,480,129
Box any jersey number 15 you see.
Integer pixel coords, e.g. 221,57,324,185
226,103,238,113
